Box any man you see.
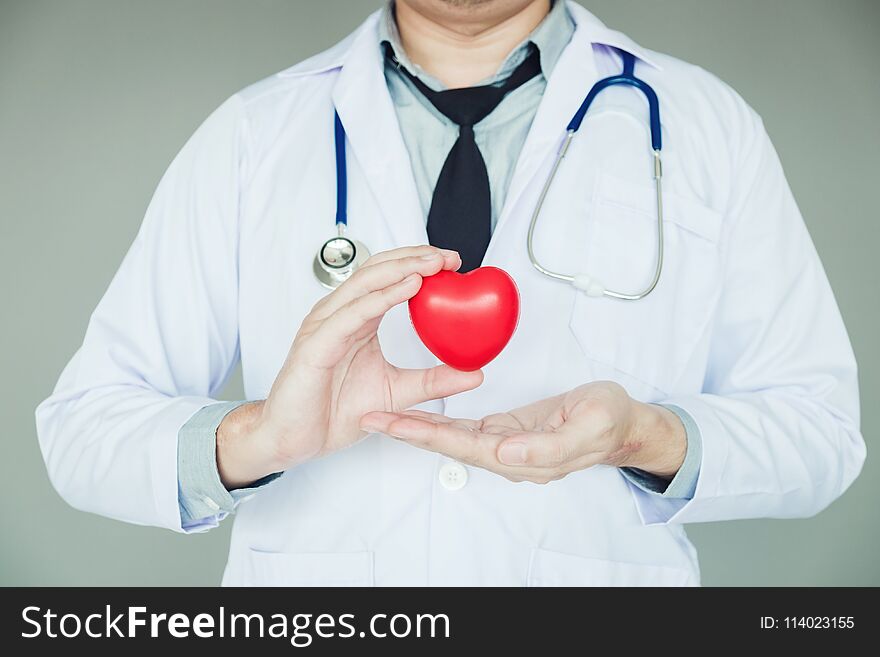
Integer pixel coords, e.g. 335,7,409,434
37,0,864,586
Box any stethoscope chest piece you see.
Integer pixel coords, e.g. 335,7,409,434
313,235,371,289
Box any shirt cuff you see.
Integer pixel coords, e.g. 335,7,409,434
619,404,702,500
177,401,281,532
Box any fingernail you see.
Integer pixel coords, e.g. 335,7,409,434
498,442,528,465
439,248,459,257
361,426,382,434
420,253,441,260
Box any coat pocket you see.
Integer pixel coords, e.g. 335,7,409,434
244,549,374,587
569,171,724,396
527,548,697,587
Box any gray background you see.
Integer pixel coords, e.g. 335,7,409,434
1,0,877,586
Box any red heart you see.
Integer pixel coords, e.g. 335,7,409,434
408,267,520,371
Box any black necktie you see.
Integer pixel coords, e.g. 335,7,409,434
398,49,542,272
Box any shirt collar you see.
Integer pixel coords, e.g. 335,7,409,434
378,0,574,90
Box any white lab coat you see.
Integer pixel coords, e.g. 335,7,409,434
36,4,864,586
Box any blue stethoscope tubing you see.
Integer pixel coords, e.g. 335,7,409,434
567,52,661,149
323,50,665,299
334,110,348,228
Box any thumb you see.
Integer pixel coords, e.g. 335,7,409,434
391,364,483,409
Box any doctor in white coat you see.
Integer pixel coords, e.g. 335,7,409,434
37,0,865,586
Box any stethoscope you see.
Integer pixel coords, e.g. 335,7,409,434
314,49,664,300
313,111,372,289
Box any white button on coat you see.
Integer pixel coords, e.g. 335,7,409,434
439,463,468,491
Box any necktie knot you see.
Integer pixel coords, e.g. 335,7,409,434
399,48,541,130
425,86,506,128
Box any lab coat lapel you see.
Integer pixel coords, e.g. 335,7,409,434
331,17,428,250
485,5,600,260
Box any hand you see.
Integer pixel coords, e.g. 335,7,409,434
216,245,484,488
360,381,686,484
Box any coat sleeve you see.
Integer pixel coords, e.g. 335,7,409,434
35,94,248,532
627,109,866,525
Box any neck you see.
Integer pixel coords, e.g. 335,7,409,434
395,0,551,88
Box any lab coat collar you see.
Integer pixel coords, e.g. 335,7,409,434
565,2,663,71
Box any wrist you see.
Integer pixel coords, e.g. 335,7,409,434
620,401,687,478
216,401,284,489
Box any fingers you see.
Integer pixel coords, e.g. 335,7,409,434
311,246,461,321
298,246,461,368
359,410,602,484
363,245,460,269
360,412,500,468
305,274,424,363
393,409,459,423
495,431,579,467
299,246,462,367
361,409,485,430
390,365,484,410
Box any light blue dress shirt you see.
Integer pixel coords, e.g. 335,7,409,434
176,0,702,528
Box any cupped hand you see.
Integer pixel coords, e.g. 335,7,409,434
360,381,686,484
